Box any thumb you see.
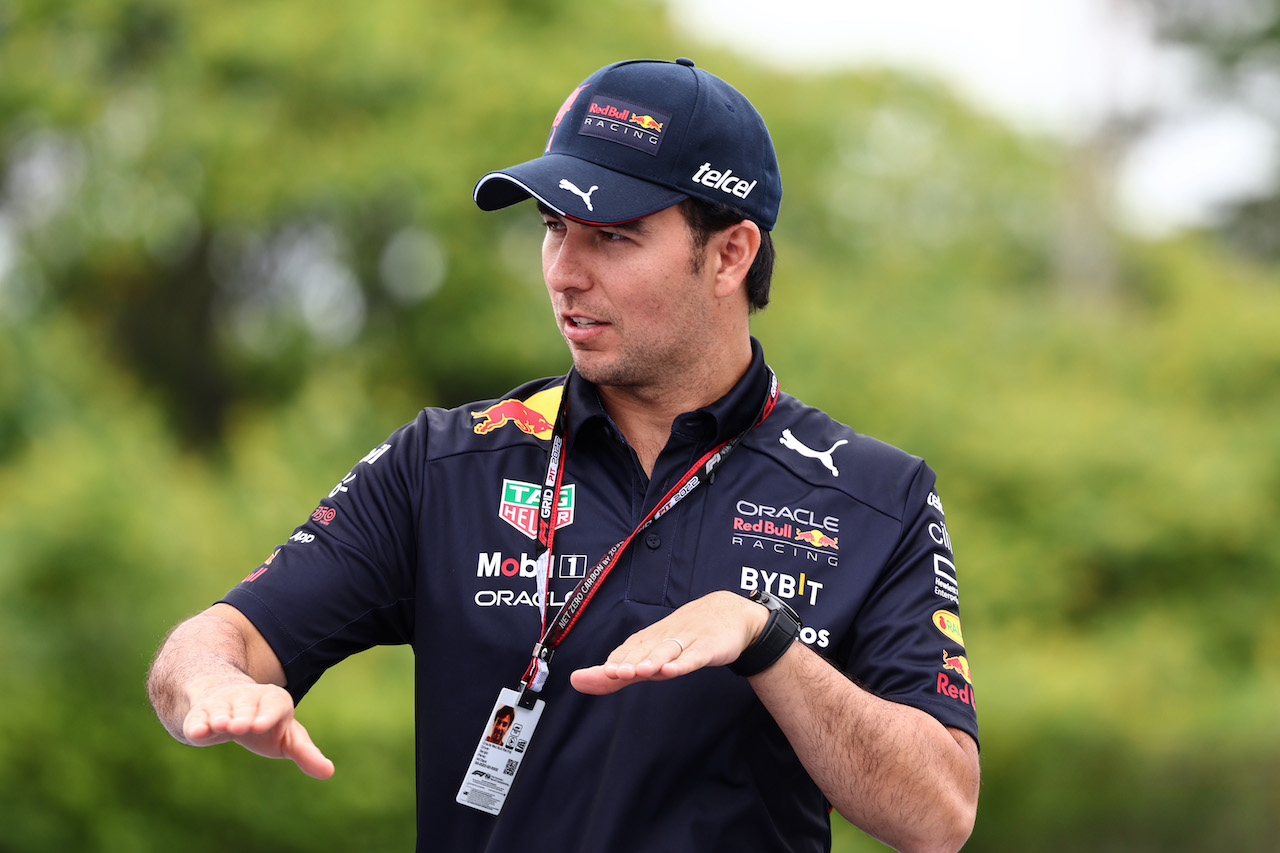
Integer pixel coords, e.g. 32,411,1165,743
282,718,335,780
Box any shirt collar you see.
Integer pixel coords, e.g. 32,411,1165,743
564,337,771,449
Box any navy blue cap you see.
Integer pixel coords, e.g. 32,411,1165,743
474,58,782,230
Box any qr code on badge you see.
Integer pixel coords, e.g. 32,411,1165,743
503,759,518,777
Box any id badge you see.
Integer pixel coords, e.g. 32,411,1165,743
455,687,545,815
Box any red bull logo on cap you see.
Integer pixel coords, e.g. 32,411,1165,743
579,94,671,155
628,113,664,133
471,387,563,441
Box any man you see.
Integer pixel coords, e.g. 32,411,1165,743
484,706,514,745
148,58,979,852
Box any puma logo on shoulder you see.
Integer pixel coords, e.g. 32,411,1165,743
780,428,848,477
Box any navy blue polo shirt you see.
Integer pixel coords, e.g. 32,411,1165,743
222,339,977,852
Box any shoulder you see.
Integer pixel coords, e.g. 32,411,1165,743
408,375,568,458
747,393,934,521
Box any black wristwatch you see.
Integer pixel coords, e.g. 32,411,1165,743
728,590,802,677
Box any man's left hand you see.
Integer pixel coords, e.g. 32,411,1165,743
569,591,768,695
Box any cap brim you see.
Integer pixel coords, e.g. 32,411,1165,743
474,153,687,226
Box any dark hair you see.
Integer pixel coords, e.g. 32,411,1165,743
679,198,775,312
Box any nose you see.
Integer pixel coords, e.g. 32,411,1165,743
543,225,593,294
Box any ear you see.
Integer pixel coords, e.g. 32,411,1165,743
710,220,761,300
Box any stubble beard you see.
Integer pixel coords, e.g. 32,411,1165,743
567,320,714,402
568,341,658,392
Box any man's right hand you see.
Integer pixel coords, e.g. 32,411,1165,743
148,604,334,780
182,679,335,779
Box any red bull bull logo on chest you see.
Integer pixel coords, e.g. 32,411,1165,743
471,387,562,440
795,529,838,550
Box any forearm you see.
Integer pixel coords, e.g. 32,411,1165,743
567,591,978,849
147,604,333,777
750,642,979,853
146,605,277,743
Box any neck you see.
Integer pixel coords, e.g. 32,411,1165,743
595,339,753,477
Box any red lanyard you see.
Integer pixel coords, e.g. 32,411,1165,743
518,368,779,704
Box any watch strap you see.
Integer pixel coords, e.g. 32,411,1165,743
728,590,802,677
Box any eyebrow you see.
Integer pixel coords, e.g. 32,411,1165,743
535,201,652,235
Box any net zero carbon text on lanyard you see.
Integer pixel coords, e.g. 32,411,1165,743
457,367,780,815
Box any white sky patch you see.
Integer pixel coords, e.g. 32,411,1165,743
669,0,1276,236
1114,106,1278,235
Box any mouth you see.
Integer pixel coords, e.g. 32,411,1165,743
561,312,610,342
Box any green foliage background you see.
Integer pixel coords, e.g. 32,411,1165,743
2,1,1278,850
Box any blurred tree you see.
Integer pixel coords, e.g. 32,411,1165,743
3,2,1280,851
0,0,666,448
1141,0,1280,258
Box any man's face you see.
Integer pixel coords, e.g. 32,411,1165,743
540,204,720,395
489,714,512,742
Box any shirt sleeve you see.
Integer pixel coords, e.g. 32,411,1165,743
220,414,424,703
839,461,979,748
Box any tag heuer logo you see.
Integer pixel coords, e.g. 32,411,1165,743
499,478,576,539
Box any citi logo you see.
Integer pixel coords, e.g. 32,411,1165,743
691,162,757,200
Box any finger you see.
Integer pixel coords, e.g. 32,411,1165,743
199,694,239,735
569,665,631,695
225,692,263,736
283,719,335,780
249,688,299,733
573,642,694,694
607,631,684,667
182,706,217,743
632,637,688,678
